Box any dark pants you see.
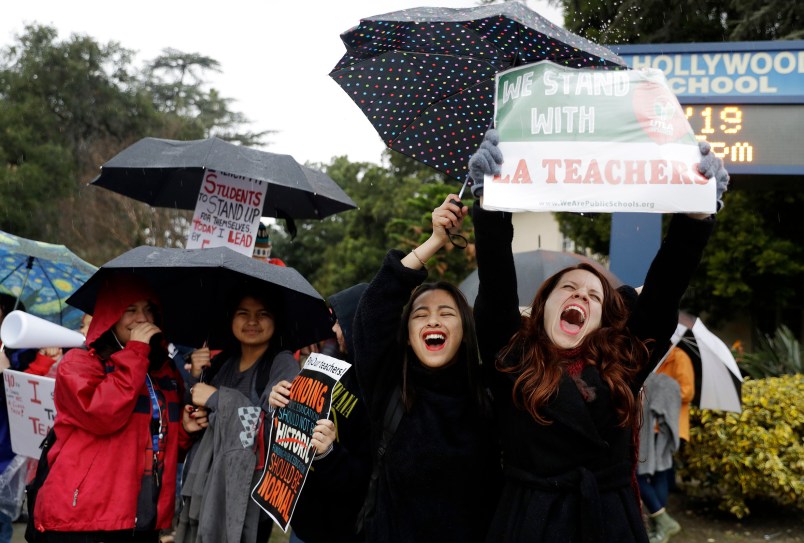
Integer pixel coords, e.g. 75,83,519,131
44,530,159,543
638,469,673,514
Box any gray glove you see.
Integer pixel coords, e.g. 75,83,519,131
467,129,503,198
697,141,730,211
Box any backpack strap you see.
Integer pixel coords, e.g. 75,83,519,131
25,427,57,543
356,385,404,533
377,385,405,461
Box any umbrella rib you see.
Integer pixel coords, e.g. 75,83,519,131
680,336,701,358
0,261,26,285
32,257,65,325
200,137,217,172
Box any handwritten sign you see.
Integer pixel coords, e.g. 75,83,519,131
251,353,351,532
484,61,715,214
2,369,56,458
186,169,268,255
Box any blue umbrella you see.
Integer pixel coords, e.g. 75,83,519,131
0,230,97,329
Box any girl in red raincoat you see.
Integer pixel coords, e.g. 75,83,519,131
34,274,206,542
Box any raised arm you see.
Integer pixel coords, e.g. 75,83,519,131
472,202,522,367
468,129,523,365
630,142,728,384
352,195,466,412
629,213,714,386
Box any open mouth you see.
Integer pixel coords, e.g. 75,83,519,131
560,305,586,334
422,332,446,351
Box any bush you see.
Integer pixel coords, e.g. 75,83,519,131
677,374,803,518
739,325,802,378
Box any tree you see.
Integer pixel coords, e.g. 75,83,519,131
685,190,804,332
728,0,804,40
0,25,267,265
272,152,476,297
552,0,802,44
146,49,271,145
0,25,161,246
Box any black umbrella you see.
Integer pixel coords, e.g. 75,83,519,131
459,249,622,307
90,136,357,221
330,2,626,185
67,245,333,351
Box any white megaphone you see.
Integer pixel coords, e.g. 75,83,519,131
0,310,86,349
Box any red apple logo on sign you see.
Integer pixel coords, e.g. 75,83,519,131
633,82,690,145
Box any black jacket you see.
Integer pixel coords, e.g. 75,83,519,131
473,202,714,543
353,250,501,543
290,283,373,543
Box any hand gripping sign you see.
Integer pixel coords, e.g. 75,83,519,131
252,353,351,532
483,61,715,214
186,169,268,255
2,370,56,459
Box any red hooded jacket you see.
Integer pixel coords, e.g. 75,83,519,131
35,276,192,532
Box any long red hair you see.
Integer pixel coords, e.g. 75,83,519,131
497,263,647,426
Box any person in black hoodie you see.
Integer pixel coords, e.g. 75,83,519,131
270,283,372,543
349,195,501,543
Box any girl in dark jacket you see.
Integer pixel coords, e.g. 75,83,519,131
270,283,373,543
350,196,501,543
466,133,726,542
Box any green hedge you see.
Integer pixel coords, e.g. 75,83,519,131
677,374,804,518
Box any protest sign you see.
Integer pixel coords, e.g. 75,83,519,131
2,369,55,458
252,353,351,532
186,169,268,255
484,61,715,214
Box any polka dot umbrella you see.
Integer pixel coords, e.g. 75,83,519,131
0,230,97,330
330,1,627,194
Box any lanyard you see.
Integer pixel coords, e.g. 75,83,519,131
144,375,162,455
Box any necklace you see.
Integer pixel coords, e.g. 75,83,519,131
111,331,124,350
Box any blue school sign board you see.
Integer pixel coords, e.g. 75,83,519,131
610,41,804,286
612,41,804,177
612,41,804,103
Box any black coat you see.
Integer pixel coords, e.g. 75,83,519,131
353,250,501,543
290,284,373,543
473,203,713,543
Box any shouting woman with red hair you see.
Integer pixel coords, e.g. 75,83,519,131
466,130,728,543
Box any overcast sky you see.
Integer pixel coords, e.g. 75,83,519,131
1,0,563,166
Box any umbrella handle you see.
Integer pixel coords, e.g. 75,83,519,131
459,118,495,200
447,198,468,250
453,119,495,248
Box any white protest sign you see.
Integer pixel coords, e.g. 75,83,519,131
484,61,715,214
2,369,55,458
186,169,268,255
